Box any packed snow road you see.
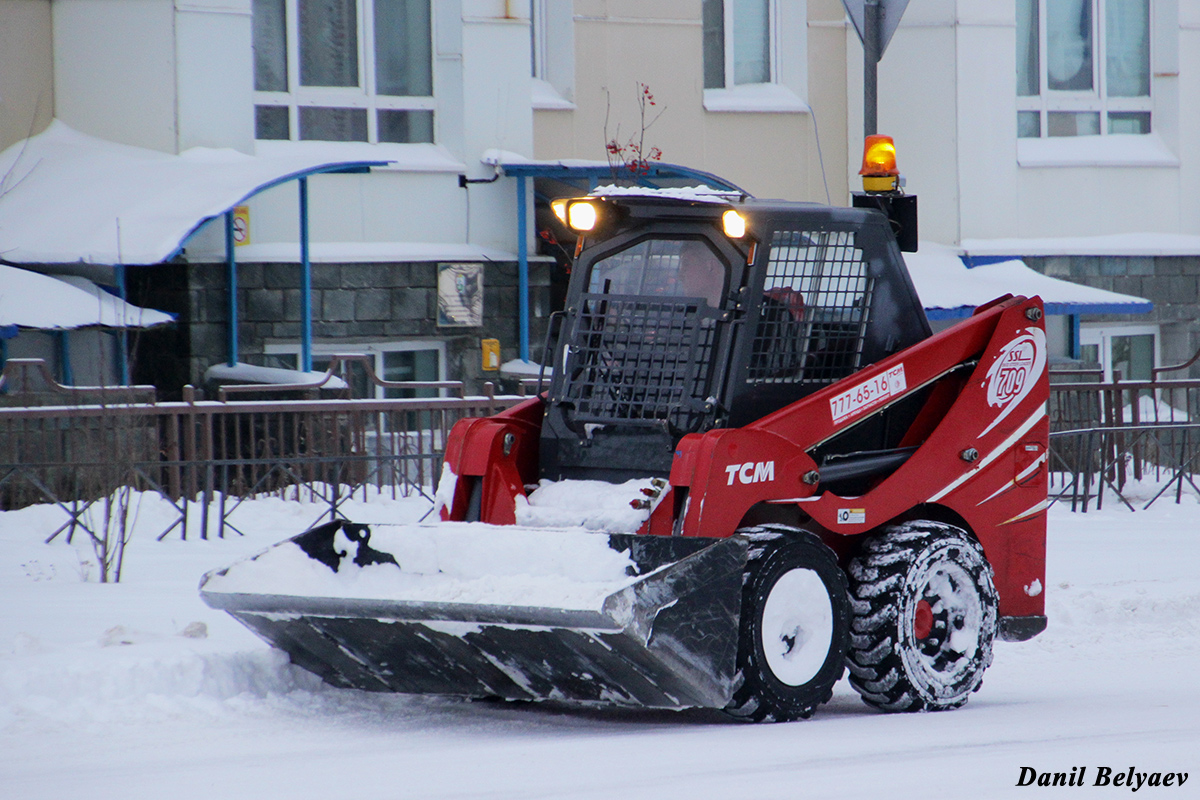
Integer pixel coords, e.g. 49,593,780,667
1,488,1197,799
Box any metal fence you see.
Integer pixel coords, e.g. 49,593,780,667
0,358,525,540
1048,361,1200,511
6,356,1200,541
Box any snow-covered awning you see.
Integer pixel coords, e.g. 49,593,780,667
961,233,1200,258
480,149,747,194
904,242,1153,319
0,120,440,265
0,264,174,336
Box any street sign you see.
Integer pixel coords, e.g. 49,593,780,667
842,0,911,60
232,205,250,246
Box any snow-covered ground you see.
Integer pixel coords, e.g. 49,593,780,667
1,484,1197,799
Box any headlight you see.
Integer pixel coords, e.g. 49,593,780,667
567,201,598,232
722,209,747,239
551,199,568,224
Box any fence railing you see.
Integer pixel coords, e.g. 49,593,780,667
6,357,1200,535
0,380,526,538
1048,369,1200,511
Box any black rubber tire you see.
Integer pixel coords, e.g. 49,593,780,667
723,526,851,723
846,521,999,713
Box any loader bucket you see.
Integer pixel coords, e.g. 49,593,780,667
200,520,748,710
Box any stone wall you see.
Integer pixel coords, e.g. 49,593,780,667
132,259,552,397
1023,255,1200,378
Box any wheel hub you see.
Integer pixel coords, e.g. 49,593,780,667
760,567,834,687
913,599,934,640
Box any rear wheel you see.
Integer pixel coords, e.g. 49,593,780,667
846,521,998,712
724,527,850,723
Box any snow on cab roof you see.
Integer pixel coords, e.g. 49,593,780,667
588,184,742,204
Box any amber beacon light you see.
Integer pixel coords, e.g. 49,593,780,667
859,135,900,193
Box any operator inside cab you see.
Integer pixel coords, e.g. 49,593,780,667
586,237,728,308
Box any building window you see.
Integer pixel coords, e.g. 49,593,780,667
529,0,575,109
252,0,434,143
265,340,445,398
1079,324,1157,381
703,0,772,89
700,0,807,113
1017,0,1151,138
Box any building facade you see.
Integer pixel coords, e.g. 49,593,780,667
1,0,549,396
2,0,1197,392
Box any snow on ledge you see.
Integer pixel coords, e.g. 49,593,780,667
1017,134,1178,168
481,149,609,170
703,83,810,114
254,140,463,173
0,120,395,265
205,363,348,389
532,79,576,111
500,359,549,379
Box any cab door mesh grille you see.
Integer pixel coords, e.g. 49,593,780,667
553,294,724,432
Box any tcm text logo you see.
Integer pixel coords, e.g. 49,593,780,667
725,461,775,486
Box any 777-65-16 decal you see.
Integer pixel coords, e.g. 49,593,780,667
829,364,907,426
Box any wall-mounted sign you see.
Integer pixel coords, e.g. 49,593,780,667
438,263,484,327
482,338,501,371
233,205,250,246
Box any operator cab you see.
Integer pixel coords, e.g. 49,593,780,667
539,192,931,483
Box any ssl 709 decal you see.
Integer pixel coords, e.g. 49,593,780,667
830,364,907,425
980,327,1046,437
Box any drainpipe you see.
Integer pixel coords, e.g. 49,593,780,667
300,177,313,372
226,209,239,367
57,330,73,385
517,175,530,362
115,264,129,384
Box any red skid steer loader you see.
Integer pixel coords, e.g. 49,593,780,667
202,190,1048,722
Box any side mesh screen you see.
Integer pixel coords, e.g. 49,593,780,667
748,230,874,386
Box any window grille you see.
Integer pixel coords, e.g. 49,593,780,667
554,295,723,433
747,230,873,385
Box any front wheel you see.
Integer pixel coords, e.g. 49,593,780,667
724,528,851,723
846,521,999,712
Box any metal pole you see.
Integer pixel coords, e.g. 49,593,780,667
516,176,530,362
225,210,238,367
300,177,313,373
57,331,74,385
115,264,130,384
864,0,880,137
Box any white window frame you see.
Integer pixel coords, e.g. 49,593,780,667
1079,322,1159,382
265,340,446,398
253,0,436,143
1017,0,1152,139
713,0,777,89
530,0,575,110
702,0,808,113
